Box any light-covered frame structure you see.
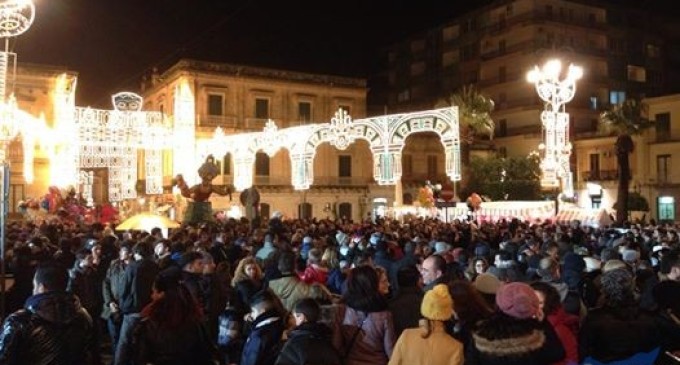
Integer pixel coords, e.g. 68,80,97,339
527,59,582,195
52,86,174,202
202,107,461,191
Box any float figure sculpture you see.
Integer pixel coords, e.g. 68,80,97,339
174,155,232,224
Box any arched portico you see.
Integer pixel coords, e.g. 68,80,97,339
202,106,460,191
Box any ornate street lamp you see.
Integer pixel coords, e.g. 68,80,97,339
0,0,35,319
527,59,582,196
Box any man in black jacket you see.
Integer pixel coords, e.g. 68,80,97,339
276,298,341,365
241,289,285,365
0,262,94,364
114,242,159,365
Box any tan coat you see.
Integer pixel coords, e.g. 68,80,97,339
388,321,464,365
268,275,330,312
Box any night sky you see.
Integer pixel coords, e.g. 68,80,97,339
11,0,678,108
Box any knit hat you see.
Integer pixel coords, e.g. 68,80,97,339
420,284,454,321
496,282,539,319
473,273,501,295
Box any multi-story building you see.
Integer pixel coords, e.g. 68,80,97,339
140,59,382,221
575,94,680,223
371,0,680,220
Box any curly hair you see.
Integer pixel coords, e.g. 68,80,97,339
231,256,262,287
600,267,635,307
530,281,562,316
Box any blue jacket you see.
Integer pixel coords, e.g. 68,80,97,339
241,310,285,365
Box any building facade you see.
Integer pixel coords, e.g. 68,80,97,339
141,59,386,221
371,0,680,221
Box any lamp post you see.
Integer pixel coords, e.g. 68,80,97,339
0,0,35,320
527,59,582,214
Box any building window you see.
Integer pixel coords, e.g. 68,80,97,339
609,91,626,105
589,153,600,179
298,203,312,219
442,50,457,67
208,94,223,116
339,105,351,115
397,89,410,102
656,112,670,142
410,61,426,76
646,44,661,58
658,196,675,222
339,155,352,177
545,5,553,18
591,119,599,132
498,66,506,82
260,203,270,219
590,96,598,110
427,155,438,177
255,152,269,176
403,154,413,176
298,102,312,122
222,153,231,175
627,65,646,82
658,154,670,183
159,103,164,115
338,202,352,220
255,98,269,119
498,119,507,137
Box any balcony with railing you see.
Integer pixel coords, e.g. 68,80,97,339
313,176,373,187
196,115,272,131
581,170,620,182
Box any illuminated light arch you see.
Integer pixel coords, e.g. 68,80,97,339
385,108,462,183
201,106,460,191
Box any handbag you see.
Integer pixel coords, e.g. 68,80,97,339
341,312,368,364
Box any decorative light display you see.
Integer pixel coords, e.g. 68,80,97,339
527,59,582,195
0,0,37,317
172,80,197,184
201,106,461,191
51,89,174,201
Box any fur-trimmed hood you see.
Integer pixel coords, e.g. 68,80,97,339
473,329,545,356
472,313,546,357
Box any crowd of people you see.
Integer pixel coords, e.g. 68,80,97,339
1,212,680,365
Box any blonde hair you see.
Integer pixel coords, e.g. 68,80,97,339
322,247,339,269
231,256,262,287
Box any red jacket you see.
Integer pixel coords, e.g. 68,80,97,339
548,307,579,365
298,264,329,286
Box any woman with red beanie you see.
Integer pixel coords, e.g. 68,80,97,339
467,281,566,365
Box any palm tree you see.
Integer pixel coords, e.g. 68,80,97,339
437,84,495,197
599,99,654,225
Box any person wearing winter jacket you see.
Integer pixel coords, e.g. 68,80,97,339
467,282,566,365
0,262,94,364
532,281,579,365
276,298,342,365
